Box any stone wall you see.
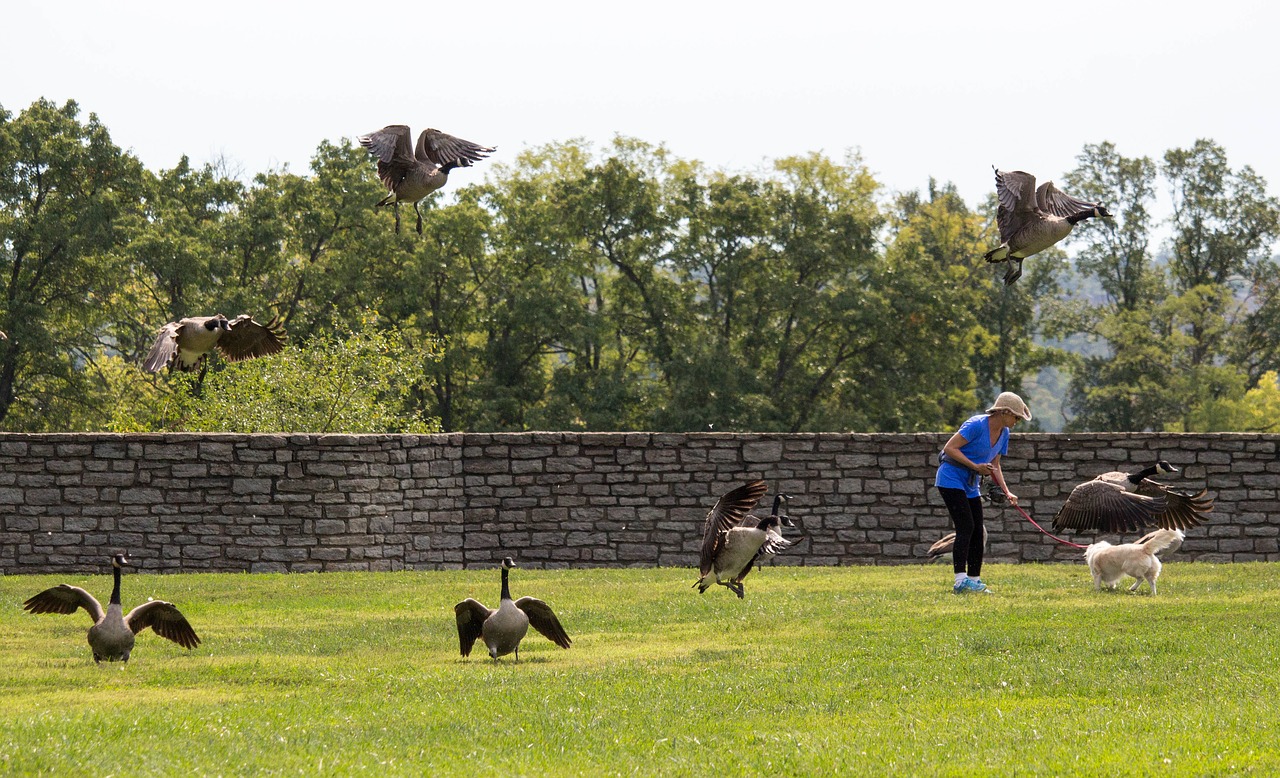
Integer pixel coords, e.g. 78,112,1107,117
1,432,1276,574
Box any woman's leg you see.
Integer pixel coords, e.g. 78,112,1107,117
965,495,985,578
939,487,974,576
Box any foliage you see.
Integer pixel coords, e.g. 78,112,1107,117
2,564,1280,774
3,96,1280,433
108,321,441,433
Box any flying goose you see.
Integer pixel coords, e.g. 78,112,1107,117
454,557,571,661
1052,461,1213,533
694,480,792,598
23,552,201,663
983,167,1111,285
142,314,286,374
358,125,495,235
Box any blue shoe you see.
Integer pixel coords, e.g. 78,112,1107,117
953,578,990,594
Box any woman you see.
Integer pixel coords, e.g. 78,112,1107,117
935,392,1030,594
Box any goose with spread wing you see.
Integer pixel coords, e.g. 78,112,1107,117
694,480,791,598
454,557,571,661
23,553,201,663
1052,461,1213,534
359,125,495,235
142,313,285,374
984,167,1111,285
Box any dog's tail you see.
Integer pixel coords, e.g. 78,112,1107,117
1139,529,1182,556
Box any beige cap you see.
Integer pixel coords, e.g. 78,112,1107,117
985,391,1032,421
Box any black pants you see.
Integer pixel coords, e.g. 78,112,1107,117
939,487,984,577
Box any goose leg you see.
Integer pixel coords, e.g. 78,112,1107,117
393,203,401,234
414,202,424,235
1003,259,1023,286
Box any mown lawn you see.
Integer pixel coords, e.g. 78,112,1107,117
1,561,1277,775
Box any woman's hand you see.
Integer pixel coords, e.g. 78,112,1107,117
975,463,994,477
1005,492,1019,506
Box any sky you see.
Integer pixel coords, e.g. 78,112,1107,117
4,1,1278,222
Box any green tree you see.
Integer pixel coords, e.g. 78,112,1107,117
0,99,144,428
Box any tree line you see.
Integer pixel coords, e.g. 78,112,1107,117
2,98,1278,434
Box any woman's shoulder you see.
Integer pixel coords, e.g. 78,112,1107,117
959,413,989,432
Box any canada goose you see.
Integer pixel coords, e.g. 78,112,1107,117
925,526,989,561
23,553,200,663
694,480,791,598
454,557,571,661
1052,461,1213,533
358,125,495,235
983,167,1111,285
142,314,286,374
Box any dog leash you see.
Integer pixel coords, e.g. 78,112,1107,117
1011,502,1088,549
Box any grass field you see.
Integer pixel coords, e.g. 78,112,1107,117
2,561,1278,776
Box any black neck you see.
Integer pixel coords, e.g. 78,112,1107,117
500,566,512,601
1067,208,1097,225
1128,464,1159,484
110,565,123,605
771,495,784,516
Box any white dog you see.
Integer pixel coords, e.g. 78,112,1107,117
1084,529,1184,595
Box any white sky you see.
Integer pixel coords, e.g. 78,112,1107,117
3,1,1277,218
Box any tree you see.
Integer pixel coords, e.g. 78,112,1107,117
0,99,144,428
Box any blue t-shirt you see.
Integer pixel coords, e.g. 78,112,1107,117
935,413,1010,498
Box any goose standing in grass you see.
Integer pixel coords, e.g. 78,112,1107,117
1052,461,1213,533
23,553,201,663
983,167,1111,285
358,125,495,235
142,313,286,375
454,557,571,661
694,480,792,598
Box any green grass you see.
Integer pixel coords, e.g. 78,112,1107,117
2,562,1279,776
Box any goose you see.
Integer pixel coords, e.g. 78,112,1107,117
142,313,286,375
925,526,989,561
358,125,495,235
454,557,571,661
983,167,1111,285
1052,461,1213,533
694,480,791,598
23,552,201,663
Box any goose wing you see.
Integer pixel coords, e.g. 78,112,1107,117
926,532,957,559
1052,479,1168,533
993,169,1038,241
454,598,493,657
698,480,769,578
419,129,495,169
514,597,572,649
216,315,286,363
142,321,183,373
1136,483,1213,530
359,125,417,167
124,600,201,649
738,529,794,582
23,584,105,623
1035,180,1101,219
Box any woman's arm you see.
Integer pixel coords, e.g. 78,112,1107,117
942,431,993,477
988,454,1018,505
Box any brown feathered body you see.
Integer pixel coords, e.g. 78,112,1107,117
983,168,1110,285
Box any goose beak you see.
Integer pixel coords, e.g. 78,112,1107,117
781,516,797,528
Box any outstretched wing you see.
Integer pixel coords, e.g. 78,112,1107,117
1035,180,1102,219
141,322,182,373
515,597,571,649
23,584,105,623
1052,480,1168,533
358,125,416,166
993,168,1038,241
926,532,957,559
1135,483,1213,531
217,315,286,363
124,600,201,649
454,599,492,657
699,480,769,578
419,129,495,169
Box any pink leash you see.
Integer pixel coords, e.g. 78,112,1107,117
1011,502,1089,549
